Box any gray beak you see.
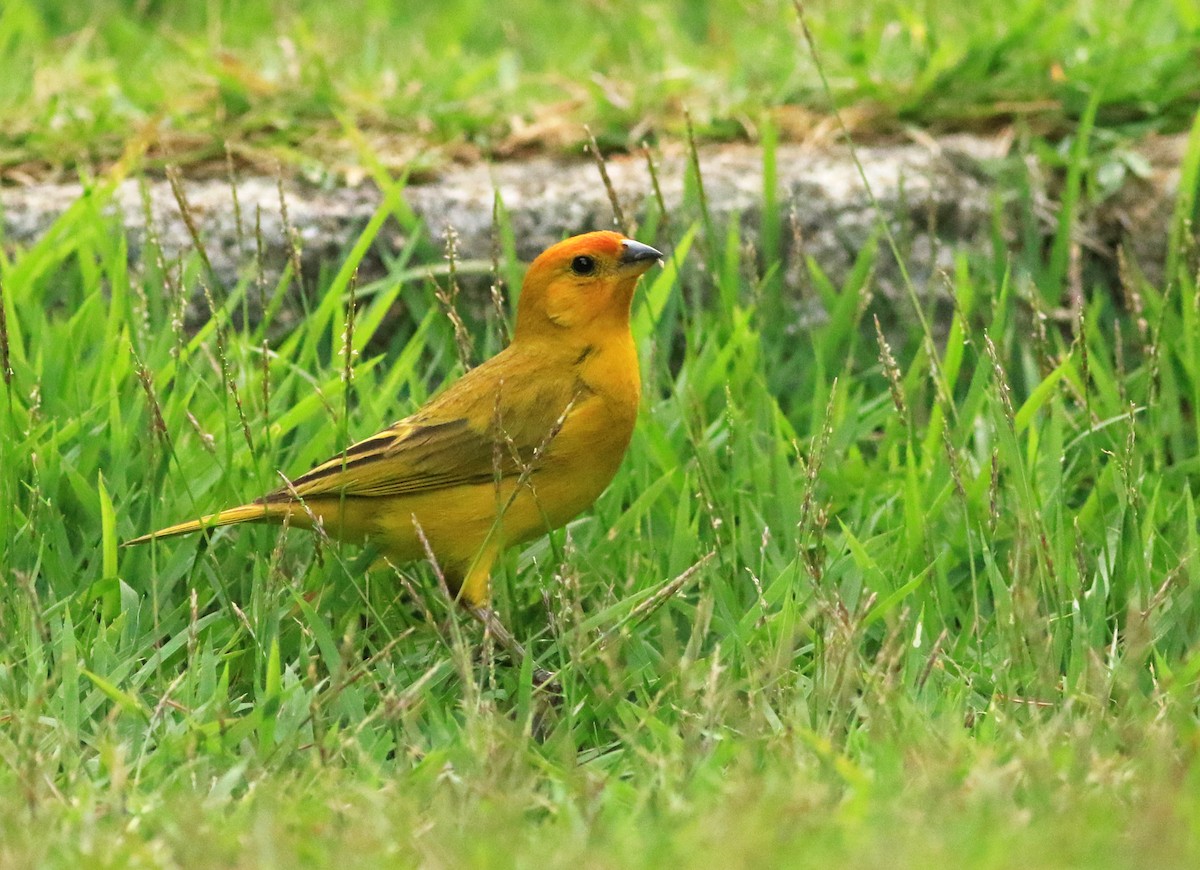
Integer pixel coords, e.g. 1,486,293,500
619,239,664,266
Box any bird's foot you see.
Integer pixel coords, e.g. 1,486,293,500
532,667,562,699
468,606,560,696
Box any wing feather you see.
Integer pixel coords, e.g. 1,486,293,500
269,353,584,502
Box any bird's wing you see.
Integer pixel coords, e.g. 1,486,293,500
271,361,583,502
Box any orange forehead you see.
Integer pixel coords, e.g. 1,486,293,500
534,231,627,267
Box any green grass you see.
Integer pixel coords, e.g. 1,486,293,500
1,0,1198,180
3,103,1200,864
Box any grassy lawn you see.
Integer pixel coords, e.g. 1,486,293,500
4,0,1200,867
2,0,1198,180
3,122,1200,862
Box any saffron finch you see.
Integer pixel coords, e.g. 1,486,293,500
129,231,662,660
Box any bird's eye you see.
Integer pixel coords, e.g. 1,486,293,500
571,255,597,276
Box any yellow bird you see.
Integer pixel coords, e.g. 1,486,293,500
128,231,662,664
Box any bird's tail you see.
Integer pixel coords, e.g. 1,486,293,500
123,502,286,547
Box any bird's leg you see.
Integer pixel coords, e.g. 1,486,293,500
467,606,559,692
450,552,559,693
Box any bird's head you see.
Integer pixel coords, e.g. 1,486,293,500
514,231,662,342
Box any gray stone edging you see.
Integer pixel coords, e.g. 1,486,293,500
1,133,1189,315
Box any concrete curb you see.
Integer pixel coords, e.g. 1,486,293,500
1,133,1188,313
